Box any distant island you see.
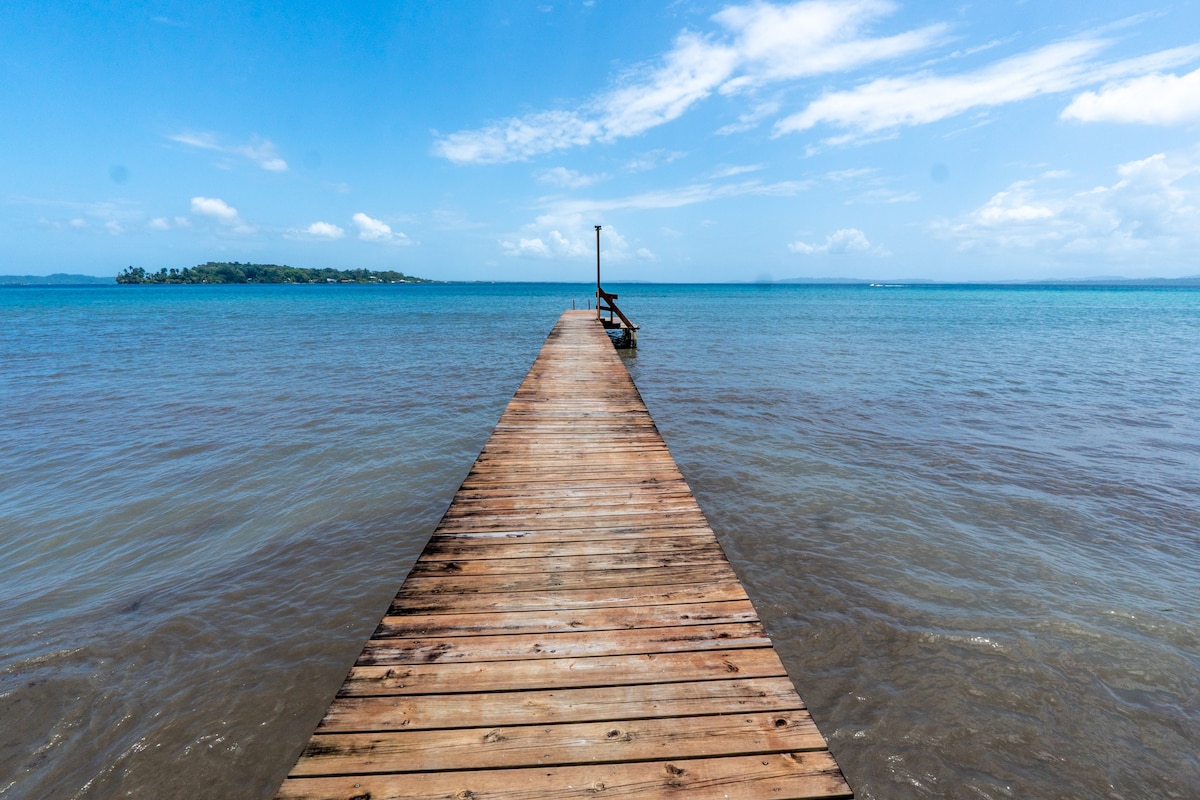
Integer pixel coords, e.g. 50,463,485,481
115,262,434,285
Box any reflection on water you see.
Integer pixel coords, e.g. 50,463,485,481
2,283,1198,799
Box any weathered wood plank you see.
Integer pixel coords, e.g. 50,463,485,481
317,677,805,732
389,582,748,615
406,547,725,577
442,493,699,513
374,599,757,638
418,535,715,562
428,524,719,543
394,563,741,595
339,649,786,695
356,622,772,666
432,509,710,533
290,712,828,776
279,752,852,800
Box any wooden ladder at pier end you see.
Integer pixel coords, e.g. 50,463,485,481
593,223,638,349
276,310,853,800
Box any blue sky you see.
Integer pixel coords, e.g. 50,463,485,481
4,1,1200,281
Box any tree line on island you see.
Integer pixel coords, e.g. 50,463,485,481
116,262,434,284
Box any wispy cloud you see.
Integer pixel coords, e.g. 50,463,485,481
434,0,943,163
846,188,919,204
435,0,1200,161
713,0,946,93
171,131,289,171
17,197,146,233
710,164,763,178
148,216,190,231
624,149,687,173
501,177,809,259
715,101,781,135
546,178,812,217
775,40,1200,143
536,166,609,188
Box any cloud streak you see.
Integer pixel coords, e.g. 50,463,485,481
434,1,1200,161
775,41,1200,143
545,179,812,217
171,132,289,171
501,176,808,260
434,0,943,163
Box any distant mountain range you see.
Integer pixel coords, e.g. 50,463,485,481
1,273,113,285
768,275,1200,286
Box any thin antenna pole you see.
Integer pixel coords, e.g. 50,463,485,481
594,225,602,320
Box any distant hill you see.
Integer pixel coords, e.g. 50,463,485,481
1027,275,1200,286
0,273,114,285
770,275,1200,286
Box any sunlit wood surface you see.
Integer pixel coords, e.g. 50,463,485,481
277,310,852,800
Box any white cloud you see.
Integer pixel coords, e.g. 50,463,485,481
433,0,943,163
352,212,410,244
789,227,889,255
105,220,124,235
776,39,1105,138
305,221,346,239
191,196,239,222
775,39,1200,143
713,0,946,93
536,166,608,188
935,148,1200,256
190,196,255,233
502,213,631,261
1061,67,1200,125
171,132,289,171
507,237,551,257
970,181,1055,225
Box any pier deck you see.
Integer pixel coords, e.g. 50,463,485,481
277,310,852,800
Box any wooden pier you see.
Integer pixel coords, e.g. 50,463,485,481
277,310,852,800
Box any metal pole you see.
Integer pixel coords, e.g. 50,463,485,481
595,225,602,320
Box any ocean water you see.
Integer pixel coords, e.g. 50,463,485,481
2,283,1197,799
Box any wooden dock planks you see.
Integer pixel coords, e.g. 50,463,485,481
277,310,852,800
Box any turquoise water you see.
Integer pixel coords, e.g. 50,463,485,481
2,283,1198,798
